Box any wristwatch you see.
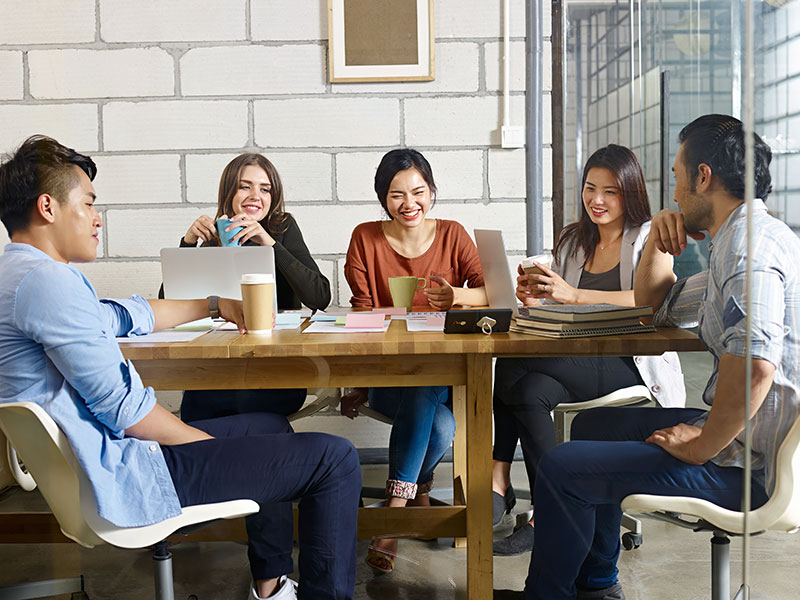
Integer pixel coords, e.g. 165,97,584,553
207,295,220,319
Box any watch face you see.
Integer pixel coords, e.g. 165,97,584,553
208,295,220,318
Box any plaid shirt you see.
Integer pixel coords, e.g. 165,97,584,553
654,200,800,494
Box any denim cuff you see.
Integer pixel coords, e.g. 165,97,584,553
386,479,417,499
417,474,435,494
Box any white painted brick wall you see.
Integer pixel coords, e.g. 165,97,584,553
251,0,326,41
0,0,95,45
0,52,23,100
103,101,248,151
29,49,174,99
105,207,209,257
485,41,552,93
437,0,527,39
181,45,326,96
186,152,333,205
290,204,386,257
405,96,525,147
73,260,164,299
331,42,480,95
99,0,245,42
93,155,182,205
0,105,99,153
336,150,484,203
254,98,401,148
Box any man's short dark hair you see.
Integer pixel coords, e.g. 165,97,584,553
0,135,96,236
678,114,772,200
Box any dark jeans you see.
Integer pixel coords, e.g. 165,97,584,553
524,407,769,600
180,388,306,422
492,356,644,490
162,413,361,600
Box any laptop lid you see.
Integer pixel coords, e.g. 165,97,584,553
160,246,276,301
474,229,519,318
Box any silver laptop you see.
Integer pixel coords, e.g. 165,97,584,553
474,229,520,317
160,246,275,300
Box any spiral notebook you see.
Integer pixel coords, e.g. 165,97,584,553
510,322,655,338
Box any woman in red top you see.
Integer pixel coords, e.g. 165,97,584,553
342,149,487,574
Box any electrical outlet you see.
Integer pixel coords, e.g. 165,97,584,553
501,125,525,149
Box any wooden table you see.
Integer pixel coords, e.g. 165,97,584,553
2,320,705,599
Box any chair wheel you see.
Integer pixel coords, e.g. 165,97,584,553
621,532,642,550
188,595,199,600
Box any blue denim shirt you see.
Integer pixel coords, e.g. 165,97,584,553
0,243,182,527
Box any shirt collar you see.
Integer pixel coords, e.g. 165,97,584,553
708,198,767,251
4,242,55,261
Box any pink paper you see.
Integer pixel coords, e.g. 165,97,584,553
345,313,387,329
426,316,446,326
372,307,407,315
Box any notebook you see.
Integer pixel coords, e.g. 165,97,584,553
517,303,652,323
474,229,520,318
160,246,275,301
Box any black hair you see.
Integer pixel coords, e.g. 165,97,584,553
374,148,437,218
0,135,96,236
555,144,651,265
678,114,772,200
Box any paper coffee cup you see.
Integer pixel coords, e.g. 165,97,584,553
240,273,275,334
521,253,552,276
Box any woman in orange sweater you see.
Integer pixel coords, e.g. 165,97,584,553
342,149,487,574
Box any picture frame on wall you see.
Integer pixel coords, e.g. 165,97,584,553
328,0,434,83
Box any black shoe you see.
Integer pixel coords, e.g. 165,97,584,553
576,582,625,600
493,590,524,599
492,484,517,527
493,522,534,556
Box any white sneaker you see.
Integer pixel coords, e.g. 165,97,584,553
249,576,298,600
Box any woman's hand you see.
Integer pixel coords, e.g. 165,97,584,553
515,265,542,307
424,275,456,310
184,215,217,245
526,262,581,304
228,213,276,247
340,388,368,419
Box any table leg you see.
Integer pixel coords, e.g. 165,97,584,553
466,354,493,599
452,384,467,548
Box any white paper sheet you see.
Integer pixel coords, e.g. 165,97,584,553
405,319,444,332
302,321,389,334
117,330,208,343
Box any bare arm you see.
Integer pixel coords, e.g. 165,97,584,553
647,353,775,464
126,402,213,445
147,298,246,333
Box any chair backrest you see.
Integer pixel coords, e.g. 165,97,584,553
0,402,104,547
753,413,800,532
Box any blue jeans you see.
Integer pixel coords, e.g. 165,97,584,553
524,407,769,600
368,386,455,496
162,413,361,600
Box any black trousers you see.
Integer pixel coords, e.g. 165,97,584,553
180,388,306,422
492,356,643,491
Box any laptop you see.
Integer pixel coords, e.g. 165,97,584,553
160,246,276,301
474,229,520,318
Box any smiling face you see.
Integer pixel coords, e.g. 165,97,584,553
231,164,272,221
673,143,713,233
384,168,432,228
582,167,625,229
51,166,102,263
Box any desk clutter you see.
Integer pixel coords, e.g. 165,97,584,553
511,303,655,338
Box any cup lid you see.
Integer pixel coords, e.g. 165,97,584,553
241,273,275,284
522,253,552,268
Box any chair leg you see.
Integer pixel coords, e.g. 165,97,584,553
152,541,176,600
553,411,567,444
710,532,730,600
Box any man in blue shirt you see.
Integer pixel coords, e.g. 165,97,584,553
0,135,360,600
496,115,800,600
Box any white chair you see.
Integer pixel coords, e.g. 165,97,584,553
287,387,393,425
0,401,259,600
622,416,800,600
511,385,655,548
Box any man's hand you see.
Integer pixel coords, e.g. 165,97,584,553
340,388,368,419
650,209,706,256
646,423,706,465
218,298,246,334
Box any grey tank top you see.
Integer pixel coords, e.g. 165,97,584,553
578,262,621,292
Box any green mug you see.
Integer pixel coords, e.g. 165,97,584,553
388,276,427,310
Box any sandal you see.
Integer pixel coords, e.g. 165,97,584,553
365,545,395,574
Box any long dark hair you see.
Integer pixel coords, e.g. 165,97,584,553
213,153,289,240
554,144,651,266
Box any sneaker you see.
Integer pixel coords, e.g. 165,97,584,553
249,576,298,600
576,582,625,600
493,522,535,556
492,484,517,527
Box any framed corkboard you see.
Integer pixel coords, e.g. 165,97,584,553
328,0,434,83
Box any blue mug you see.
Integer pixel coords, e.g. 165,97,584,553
216,218,244,247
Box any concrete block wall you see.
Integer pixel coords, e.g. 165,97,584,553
0,0,553,303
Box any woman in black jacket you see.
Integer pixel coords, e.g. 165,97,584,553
176,152,331,422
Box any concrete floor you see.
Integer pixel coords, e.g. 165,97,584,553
2,351,800,599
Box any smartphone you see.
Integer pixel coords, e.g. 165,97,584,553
443,308,512,334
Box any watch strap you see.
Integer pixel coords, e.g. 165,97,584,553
207,295,220,319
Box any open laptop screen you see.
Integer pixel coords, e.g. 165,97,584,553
474,229,520,317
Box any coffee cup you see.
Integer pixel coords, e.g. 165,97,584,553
240,273,275,334
521,253,553,276
388,276,427,311
216,217,244,247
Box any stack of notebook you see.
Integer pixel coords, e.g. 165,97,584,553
511,303,655,338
